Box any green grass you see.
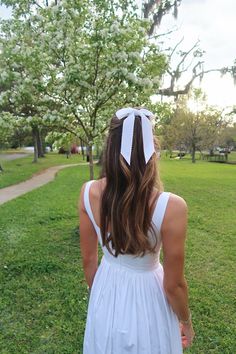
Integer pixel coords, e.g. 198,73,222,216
0,163,92,353
0,152,85,189
228,150,236,162
0,158,235,353
165,150,236,163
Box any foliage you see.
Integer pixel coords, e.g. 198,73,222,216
0,0,168,177
143,0,182,35
218,123,236,150
45,131,75,152
0,113,14,148
151,101,175,138
0,10,51,161
161,90,231,162
221,59,236,85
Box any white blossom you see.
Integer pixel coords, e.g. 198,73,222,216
117,52,128,61
128,52,141,59
152,77,160,85
127,73,138,83
141,78,153,88
0,71,8,81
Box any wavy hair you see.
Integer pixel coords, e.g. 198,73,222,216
100,109,163,257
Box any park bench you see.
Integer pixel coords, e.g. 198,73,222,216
201,152,228,163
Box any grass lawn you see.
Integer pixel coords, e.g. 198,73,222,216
0,152,85,189
228,150,236,162
0,157,235,353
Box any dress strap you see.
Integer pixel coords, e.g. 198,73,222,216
152,192,171,233
83,180,99,231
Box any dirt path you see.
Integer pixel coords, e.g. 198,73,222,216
0,163,82,205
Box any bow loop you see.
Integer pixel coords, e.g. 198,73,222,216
115,107,155,165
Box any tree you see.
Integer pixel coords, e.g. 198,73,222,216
221,59,236,85
0,113,14,149
217,123,236,151
1,0,166,179
163,89,229,163
143,0,182,35
157,39,223,99
0,12,50,162
0,0,60,14
142,2,235,99
46,131,74,156
198,109,229,155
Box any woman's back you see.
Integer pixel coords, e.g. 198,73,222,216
84,178,169,271
82,179,183,354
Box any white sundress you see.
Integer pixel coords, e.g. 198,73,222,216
83,180,183,354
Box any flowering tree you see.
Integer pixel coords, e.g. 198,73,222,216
0,114,14,148
39,1,168,178
0,12,50,162
0,0,170,178
0,0,168,178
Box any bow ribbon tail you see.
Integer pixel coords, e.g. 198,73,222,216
120,112,135,165
141,114,155,163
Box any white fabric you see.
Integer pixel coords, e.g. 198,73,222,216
83,180,183,354
116,107,155,165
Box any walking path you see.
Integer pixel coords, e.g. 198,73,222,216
0,163,82,205
0,153,31,161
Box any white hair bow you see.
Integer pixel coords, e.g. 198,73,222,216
116,107,155,165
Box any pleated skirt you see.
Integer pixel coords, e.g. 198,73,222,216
83,256,183,354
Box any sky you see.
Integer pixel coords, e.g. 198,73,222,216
0,0,235,109
0,5,11,18
156,0,236,109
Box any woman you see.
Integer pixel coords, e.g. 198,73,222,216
79,107,195,353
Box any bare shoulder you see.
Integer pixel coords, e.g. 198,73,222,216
161,193,188,253
168,193,188,215
89,178,106,200
79,181,88,198
78,182,87,210
162,193,188,233
79,178,105,207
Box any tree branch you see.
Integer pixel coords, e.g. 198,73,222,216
72,110,90,138
175,40,200,74
169,36,184,59
143,0,161,19
144,0,182,36
158,68,223,97
33,1,43,9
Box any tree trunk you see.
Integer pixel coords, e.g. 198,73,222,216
191,144,196,163
88,145,94,180
80,138,85,160
97,149,103,165
95,144,100,160
32,127,38,163
36,128,45,158
41,132,47,154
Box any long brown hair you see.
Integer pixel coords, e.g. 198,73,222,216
100,109,163,257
